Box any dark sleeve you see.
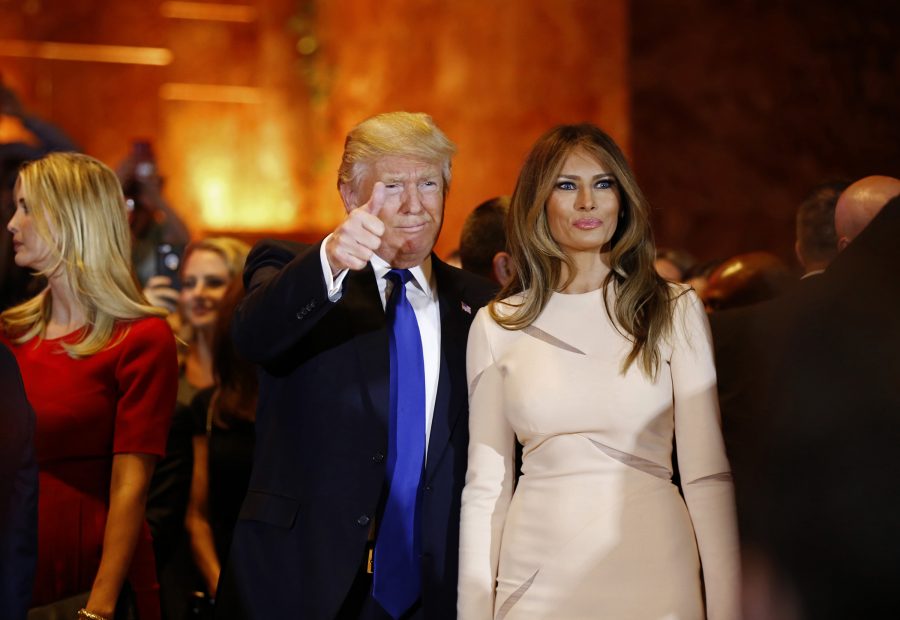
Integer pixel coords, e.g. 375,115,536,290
114,318,179,456
189,387,215,437
232,239,339,364
0,343,37,620
144,401,194,565
20,115,80,153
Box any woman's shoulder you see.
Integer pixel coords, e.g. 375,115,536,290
119,315,173,336
115,317,177,352
663,281,710,350
490,292,527,316
471,292,526,328
664,281,703,315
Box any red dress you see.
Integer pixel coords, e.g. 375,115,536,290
3,317,178,618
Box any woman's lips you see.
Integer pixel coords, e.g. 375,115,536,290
574,218,602,230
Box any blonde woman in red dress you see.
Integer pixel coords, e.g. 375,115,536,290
2,152,178,620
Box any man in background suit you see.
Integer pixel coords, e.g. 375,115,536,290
739,191,900,619
794,181,848,278
834,175,900,251
458,196,514,287
217,112,496,619
0,342,37,619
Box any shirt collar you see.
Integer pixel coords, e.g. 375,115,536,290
370,253,435,300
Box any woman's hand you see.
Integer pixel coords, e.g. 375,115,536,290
143,275,179,314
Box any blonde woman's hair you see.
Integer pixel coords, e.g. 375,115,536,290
492,124,681,377
337,111,456,196
182,236,251,281
1,152,167,357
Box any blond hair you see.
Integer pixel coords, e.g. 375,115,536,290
182,236,250,280
1,152,166,357
337,111,456,195
492,124,680,377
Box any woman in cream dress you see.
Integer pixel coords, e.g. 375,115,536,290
458,125,739,620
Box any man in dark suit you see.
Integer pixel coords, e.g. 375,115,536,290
738,191,900,620
0,342,37,619
217,112,496,620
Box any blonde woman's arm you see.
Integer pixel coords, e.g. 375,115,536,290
85,453,157,618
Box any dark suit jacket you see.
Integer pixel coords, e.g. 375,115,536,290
709,197,900,618
732,196,900,618
712,196,900,480
218,240,496,620
0,343,37,620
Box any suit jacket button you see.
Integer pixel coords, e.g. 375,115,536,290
356,515,371,527
372,452,384,463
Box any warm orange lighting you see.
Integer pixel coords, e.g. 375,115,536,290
175,116,301,232
0,39,172,65
160,83,263,105
160,1,258,23
193,165,298,231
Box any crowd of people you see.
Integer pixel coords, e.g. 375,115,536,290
1,82,898,620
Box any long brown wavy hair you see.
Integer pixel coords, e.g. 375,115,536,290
490,124,679,377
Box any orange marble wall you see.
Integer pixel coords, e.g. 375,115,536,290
0,0,629,256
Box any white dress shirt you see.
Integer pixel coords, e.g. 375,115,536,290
320,237,441,453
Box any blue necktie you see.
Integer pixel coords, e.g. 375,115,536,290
373,269,426,619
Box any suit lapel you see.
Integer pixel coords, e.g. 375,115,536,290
343,266,391,432
425,258,470,481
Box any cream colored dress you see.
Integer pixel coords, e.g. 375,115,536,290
458,286,739,620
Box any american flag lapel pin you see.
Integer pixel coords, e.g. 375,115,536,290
461,301,472,314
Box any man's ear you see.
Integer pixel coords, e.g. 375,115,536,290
339,183,356,213
492,251,515,287
794,240,805,269
837,236,850,252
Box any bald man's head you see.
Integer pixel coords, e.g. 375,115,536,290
834,176,900,251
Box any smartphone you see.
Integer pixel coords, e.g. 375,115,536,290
155,243,184,290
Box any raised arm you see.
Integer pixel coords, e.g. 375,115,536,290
458,309,516,620
233,183,393,364
230,240,334,364
671,290,741,620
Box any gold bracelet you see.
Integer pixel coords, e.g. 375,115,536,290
77,609,111,620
